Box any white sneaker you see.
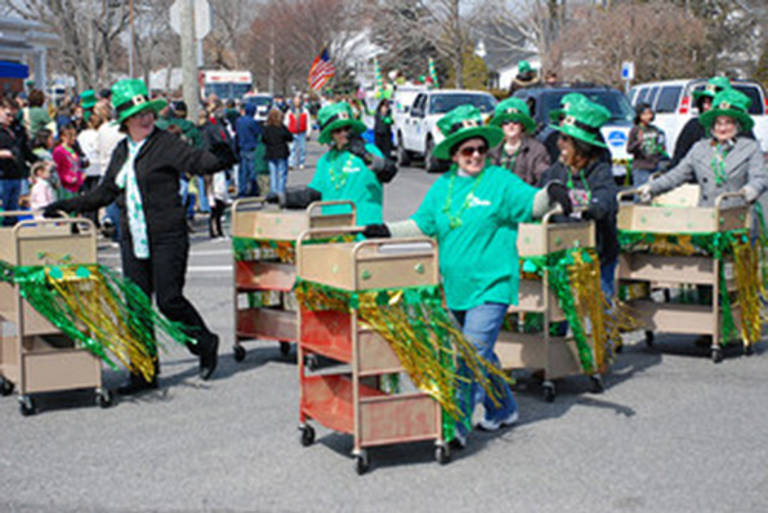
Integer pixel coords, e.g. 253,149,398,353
299,164,305,170
477,410,519,431
450,429,467,449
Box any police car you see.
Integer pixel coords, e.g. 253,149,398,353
513,84,635,183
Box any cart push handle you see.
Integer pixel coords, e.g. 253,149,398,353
616,188,645,203
296,226,365,274
307,200,356,222
714,190,747,210
541,205,589,227
1,211,96,238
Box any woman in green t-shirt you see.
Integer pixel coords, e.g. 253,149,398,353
362,105,572,448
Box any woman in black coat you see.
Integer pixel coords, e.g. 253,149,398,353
261,108,293,194
373,99,394,158
44,79,235,394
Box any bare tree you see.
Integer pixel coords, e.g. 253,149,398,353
5,0,137,89
132,0,179,87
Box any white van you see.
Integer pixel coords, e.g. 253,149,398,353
629,79,768,154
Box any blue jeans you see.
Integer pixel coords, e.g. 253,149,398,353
196,176,210,213
289,133,307,168
106,202,120,241
452,302,517,436
268,159,288,194
632,168,652,187
0,179,22,226
600,259,618,301
238,150,259,197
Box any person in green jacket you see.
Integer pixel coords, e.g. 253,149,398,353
361,105,572,448
266,101,397,225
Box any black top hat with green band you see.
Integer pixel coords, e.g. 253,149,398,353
112,79,167,124
433,105,504,160
490,97,536,133
317,102,367,145
548,99,610,149
692,76,731,101
699,88,754,132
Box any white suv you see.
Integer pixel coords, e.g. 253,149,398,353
629,79,768,154
395,89,497,172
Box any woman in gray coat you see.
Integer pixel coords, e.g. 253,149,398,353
640,88,768,207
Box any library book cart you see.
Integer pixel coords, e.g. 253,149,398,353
616,189,750,363
295,228,448,474
0,213,111,415
495,209,605,402
231,198,356,362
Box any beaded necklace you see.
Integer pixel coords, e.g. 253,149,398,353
442,166,485,229
328,150,355,190
566,168,591,202
710,143,728,186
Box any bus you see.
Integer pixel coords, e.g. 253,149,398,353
198,70,252,102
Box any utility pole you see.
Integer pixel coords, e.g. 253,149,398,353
181,0,200,122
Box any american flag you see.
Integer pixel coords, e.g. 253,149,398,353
308,47,336,90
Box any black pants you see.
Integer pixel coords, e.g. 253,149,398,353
121,228,213,356
209,199,226,237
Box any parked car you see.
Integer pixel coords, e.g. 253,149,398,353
629,78,768,154
395,89,498,172
242,93,273,125
513,84,636,182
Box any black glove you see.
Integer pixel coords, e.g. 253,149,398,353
362,223,391,238
283,187,322,209
43,201,68,218
371,157,398,184
265,192,280,204
346,137,372,165
546,182,572,216
210,141,237,168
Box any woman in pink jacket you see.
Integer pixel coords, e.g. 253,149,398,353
52,124,85,197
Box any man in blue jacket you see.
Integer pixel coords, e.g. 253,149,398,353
235,103,262,197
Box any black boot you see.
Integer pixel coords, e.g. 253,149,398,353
199,334,219,381
117,359,159,395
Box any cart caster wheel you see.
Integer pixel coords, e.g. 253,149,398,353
354,451,369,475
299,425,315,447
305,354,319,371
645,331,654,347
0,377,14,396
233,344,246,362
279,341,291,357
744,345,754,356
96,388,113,408
590,375,605,394
543,381,556,403
435,444,451,465
711,346,724,364
18,396,36,416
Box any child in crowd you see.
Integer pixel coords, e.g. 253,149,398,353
29,160,57,213
206,170,230,239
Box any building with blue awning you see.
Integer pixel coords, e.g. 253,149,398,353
0,16,58,94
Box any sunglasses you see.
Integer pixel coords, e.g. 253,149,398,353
458,145,488,157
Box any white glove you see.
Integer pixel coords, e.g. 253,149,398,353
637,184,652,203
741,185,759,203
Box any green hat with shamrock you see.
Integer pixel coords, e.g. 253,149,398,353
317,101,367,145
699,88,754,132
433,104,504,160
490,97,536,133
692,76,731,101
80,89,97,110
548,92,589,122
549,99,610,149
111,78,167,124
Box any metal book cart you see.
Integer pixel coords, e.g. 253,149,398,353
0,213,111,415
495,210,604,402
230,198,355,362
617,189,749,363
296,228,447,474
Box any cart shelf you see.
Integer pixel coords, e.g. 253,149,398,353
235,261,295,292
626,299,741,335
300,373,385,435
236,307,297,342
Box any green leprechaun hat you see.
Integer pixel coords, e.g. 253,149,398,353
490,97,536,133
518,60,533,74
433,105,504,160
111,78,167,124
317,101,367,145
80,89,97,110
549,99,610,149
692,76,731,101
548,92,589,122
698,88,754,132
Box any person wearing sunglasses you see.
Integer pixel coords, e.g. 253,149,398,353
538,98,619,299
362,105,572,448
488,97,550,185
266,101,397,224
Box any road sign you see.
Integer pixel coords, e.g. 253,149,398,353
169,0,212,39
621,61,635,81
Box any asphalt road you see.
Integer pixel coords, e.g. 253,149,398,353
1,142,767,513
